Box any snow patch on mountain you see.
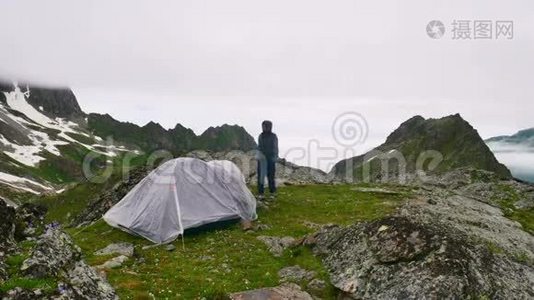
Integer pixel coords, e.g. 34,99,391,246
0,171,54,194
1,83,128,167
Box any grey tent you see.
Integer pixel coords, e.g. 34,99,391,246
103,157,257,244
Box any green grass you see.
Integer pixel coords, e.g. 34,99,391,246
39,153,150,224
2,240,56,294
68,184,407,299
493,183,534,235
0,277,57,294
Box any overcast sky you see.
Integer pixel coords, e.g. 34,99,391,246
1,0,533,170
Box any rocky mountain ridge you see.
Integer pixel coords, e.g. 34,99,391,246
331,114,512,182
88,113,257,155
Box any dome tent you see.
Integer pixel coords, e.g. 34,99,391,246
103,157,257,244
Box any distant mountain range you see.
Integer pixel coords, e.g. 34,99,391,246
485,128,534,183
88,114,256,155
485,128,534,149
331,114,512,181
0,82,256,198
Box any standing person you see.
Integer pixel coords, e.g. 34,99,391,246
257,120,278,200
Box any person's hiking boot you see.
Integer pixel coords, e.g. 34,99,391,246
268,193,277,201
257,194,265,201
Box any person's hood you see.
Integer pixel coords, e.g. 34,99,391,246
262,120,273,133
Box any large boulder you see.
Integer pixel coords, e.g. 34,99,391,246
314,180,534,299
19,228,118,299
72,166,151,226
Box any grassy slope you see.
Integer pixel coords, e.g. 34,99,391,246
494,183,534,235
65,184,408,299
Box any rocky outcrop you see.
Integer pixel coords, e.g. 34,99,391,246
331,114,512,183
0,199,16,254
72,166,152,226
187,150,329,185
313,170,534,299
21,228,82,278
16,228,118,299
14,203,47,240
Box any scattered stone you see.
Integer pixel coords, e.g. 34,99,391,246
165,244,176,252
95,242,134,257
352,187,399,194
97,255,129,269
229,283,313,300
278,265,316,283
307,278,327,292
253,223,271,231
257,236,296,257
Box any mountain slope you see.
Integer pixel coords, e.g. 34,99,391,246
0,83,126,197
0,81,258,199
331,114,512,181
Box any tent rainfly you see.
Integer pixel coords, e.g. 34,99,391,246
103,157,257,244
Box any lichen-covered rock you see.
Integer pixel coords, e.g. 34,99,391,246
2,287,38,300
14,203,47,240
314,189,534,299
0,261,7,285
96,255,129,270
71,167,151,226
257,236,296,257
64,261,118,299
307,278,327,293
15,228,118,299
21,228,81,278
94,242,134,257
0,199,17,253
229,283,313,300
187,150,330,185
278,265,316,283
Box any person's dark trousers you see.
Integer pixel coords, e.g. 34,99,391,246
266,157,276,194
257,157,276,195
